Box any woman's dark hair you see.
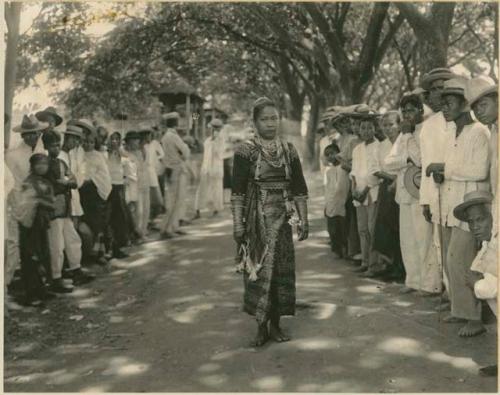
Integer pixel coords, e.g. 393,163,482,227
400,94,423,111
252,97,277,122
82,128,100,151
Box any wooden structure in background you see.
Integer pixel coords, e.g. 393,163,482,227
154,79,205,140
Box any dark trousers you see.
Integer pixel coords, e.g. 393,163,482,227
326,215,347,256
19,224,49,299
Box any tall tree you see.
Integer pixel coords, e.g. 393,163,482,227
4,2,22,148
396,3,456,72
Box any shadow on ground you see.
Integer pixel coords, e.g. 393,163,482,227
4,177,497,392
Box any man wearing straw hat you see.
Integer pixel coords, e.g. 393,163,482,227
454,190,497,376
426,77,490,337
35,106,63,132
160,112,191,238
466,77,498,203
6,115,48,190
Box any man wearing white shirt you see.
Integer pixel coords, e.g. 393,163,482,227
385,94,441,295
6,115,48,190
160,112,191,238
350,116,381,274
466,77,498,220
427,78,490,337
454,191,497,376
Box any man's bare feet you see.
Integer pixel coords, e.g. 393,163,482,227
269,324,291,342
458,320,486,337
435,301,451,312
399,286,416,294
442,315,467,324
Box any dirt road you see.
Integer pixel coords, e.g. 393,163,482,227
4,177,497,392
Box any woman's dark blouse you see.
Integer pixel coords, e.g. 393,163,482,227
232,141,308,198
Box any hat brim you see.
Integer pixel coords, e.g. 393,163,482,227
453,197,492,222
13,123,49,133
421,72,457,91
441,88,465,98
469,86,498,107
403,166,421,199
63,130,83,138
71,120,96,135
36,111,63,126
345,113,379,120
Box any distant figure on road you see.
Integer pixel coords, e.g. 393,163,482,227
194,119,225,218
231,97,309,347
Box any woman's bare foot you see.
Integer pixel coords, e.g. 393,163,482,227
458,320,486,337
399,286,416,294
251,325,269,347
269,324,291,343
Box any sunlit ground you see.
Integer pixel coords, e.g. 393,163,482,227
4,174,497,392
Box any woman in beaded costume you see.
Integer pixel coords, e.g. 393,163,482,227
231,97,309,347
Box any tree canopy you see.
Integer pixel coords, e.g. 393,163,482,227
5,2,498,161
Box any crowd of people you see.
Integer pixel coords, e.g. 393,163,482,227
318,69,497,375
4,108,230,308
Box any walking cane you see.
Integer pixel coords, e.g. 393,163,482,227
436,181,447,323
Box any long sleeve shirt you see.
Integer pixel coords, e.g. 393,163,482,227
419,112,450,211
59,147,85,216
324,165,350,217
350,140,380,207
161,129,190,170
471,232,497,301
440,120,490,230
5,140,46,191
384,124,423,205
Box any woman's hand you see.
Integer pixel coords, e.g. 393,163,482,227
298,221,309,241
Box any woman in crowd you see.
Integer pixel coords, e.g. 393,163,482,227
105,131,133,258
194,118,226,218
231,97,309,347
79,126,112,265
370,111,404,280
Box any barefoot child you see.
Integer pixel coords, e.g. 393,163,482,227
324,143,349,258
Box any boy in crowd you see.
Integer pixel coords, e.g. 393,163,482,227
42,130,94,293
324,143,349,258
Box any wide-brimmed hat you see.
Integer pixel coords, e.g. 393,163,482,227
68,118,96,135
453,190,494,222
345,104,379,120
209,118,224,129
13,114,49,134
36,106,63,126
403,165,421,199
421,68,458,91
465,77,498,107
63,124,84,139
441,77,468,99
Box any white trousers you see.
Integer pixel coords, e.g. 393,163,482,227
194,175,224,212
48,218,82,279
399,203,442,293
137,187,151,237
162,168,188,233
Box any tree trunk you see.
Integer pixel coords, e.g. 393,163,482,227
305,94,323,171
4,2,22,149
